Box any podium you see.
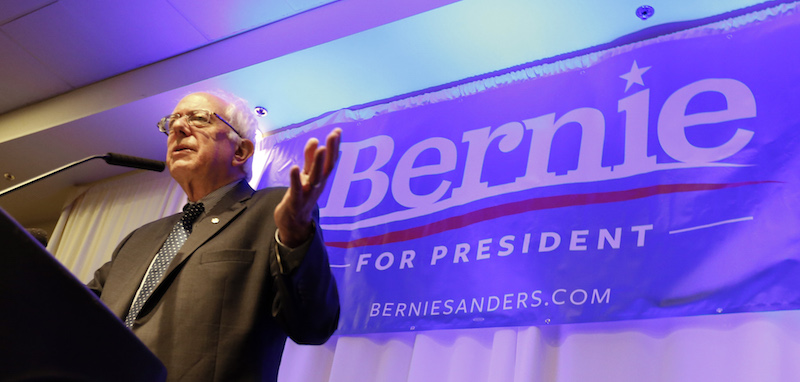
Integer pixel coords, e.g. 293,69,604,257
0,208,166,381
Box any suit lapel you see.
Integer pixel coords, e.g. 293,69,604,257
158,181,255,286
107,215,178,318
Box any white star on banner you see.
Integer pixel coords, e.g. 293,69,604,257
620,60,651,92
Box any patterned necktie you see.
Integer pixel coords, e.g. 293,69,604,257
124,202,204,328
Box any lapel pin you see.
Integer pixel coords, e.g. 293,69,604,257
211,217,220,224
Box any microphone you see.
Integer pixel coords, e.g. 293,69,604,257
103,153,165,172
0,153,165,197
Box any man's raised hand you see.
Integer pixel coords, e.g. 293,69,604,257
274,128,341,248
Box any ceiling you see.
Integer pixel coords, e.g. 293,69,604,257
0,0,778,229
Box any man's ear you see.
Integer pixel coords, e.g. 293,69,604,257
232,138,255,167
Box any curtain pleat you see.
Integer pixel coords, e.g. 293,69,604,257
275,310,800,381
50,170,186,283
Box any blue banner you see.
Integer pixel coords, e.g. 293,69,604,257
258,3,800,334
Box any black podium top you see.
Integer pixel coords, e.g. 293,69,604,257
0,208,166,382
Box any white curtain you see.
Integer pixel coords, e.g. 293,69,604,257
51,169,800,381
278,309,800,381
50,170,186,283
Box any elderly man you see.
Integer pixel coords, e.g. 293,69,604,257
87,91,341,381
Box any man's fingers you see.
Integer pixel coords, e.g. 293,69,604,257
295,129,341,196
307,146,326,188
324,128,341,177
303,138,319,175
289,165,303,198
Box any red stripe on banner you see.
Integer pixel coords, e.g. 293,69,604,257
326,181,777,249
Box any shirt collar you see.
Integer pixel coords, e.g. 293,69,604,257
195,179,243,215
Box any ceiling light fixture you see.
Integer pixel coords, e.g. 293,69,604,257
254,106,268,117
636,5,654,20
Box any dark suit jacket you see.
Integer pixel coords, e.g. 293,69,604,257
87,181,340,381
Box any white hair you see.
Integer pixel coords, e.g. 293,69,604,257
202,90,259,181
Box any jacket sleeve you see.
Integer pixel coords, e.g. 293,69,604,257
269,218,340,345
86,229,136,297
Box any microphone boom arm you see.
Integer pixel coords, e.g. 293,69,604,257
0,153,165,198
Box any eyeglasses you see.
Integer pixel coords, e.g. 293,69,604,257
157,109,241,137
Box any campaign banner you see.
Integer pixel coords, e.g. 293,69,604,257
257,2,800,334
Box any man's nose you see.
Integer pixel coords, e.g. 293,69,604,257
170,117,192,136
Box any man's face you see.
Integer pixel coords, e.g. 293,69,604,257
166,93,239,186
